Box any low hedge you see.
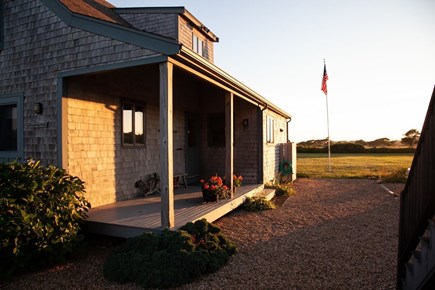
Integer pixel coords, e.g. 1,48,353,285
103,219,236,288
298,145,415,154
0,160,90,279
243,197,276,211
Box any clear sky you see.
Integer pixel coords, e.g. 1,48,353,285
110,0,435,143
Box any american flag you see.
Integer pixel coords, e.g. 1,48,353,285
321,63,328,96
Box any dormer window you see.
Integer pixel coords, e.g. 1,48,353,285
192,34,203,56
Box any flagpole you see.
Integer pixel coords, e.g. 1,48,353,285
325,90,331,173
322,59,331,172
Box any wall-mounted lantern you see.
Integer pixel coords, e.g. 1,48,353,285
33,102,43,114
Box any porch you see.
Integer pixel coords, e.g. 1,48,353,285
86,184,272,238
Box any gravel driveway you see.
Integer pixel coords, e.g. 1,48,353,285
2,178,402,290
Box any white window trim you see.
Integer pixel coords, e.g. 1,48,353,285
266,116,274,144
121,101,146,147
192,34,204,56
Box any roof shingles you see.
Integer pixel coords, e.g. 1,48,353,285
59,0,131,26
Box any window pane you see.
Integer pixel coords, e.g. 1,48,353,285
198,39,203,56
123,104,133,144
192,35,198,52
135,106,144,145
266,117,274,143
0,104,17,151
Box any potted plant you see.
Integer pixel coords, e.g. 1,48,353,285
233,174,243,187
200,175,230,202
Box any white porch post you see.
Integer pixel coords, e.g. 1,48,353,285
225,92,234,197
159,62,174,228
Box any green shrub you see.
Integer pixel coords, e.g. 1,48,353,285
243,197,276,211
330,143,365,153
103,219,236,288
265,181,295,196
0,160,90,279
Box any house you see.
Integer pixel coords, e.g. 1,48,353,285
0,0,293,229
397,86,435,289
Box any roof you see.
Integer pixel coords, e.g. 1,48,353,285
41,0,180,54
113,6,219,42
59,0,131,26
42,0,290,119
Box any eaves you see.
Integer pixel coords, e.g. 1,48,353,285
174,46,292,120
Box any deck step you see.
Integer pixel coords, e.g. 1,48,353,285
255,189,276,201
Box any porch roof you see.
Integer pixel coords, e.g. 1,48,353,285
173,47,292,120
45,0,291,119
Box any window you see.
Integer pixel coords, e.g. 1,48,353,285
122,103,145,146
192,34,203,56
0,104,17,150
208,114,225,147
0,93,23,161
266,116,274,143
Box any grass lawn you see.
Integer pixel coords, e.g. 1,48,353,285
297,153,414,180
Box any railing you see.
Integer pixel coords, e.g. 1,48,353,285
397,86,435,288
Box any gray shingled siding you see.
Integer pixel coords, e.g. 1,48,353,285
0,0,160,165
263,110,289,183
178,16,214,63
119,13,178,40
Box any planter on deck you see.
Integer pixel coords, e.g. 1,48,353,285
202,189,218,203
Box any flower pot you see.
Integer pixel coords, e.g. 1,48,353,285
202,189,218,202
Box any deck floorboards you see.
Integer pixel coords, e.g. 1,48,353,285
86,184,263,237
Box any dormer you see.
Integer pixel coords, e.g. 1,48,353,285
115,7,219,63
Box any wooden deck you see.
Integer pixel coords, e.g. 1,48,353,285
86,184,268,238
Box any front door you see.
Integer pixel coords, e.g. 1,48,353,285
185,113,200,180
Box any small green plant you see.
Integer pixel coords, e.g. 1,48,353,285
103,219,236,289
265,181,295,196
243,196,276,211
0,160,90,279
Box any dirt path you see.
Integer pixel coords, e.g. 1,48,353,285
3,178,402,290
182,178,402,289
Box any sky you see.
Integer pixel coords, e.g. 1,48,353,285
110,0,435,143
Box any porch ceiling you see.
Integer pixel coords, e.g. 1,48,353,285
64,62,230,110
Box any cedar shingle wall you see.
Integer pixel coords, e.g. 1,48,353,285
0,0,159,165
234,99,259,184
119,13,178,40
179,16,214,63
199,97,259,183
263,110,288,183
66,79,187,207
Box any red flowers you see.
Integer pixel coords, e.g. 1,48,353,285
200,175,229,198
233,174,243,187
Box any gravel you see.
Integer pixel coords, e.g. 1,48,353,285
2,178,402,290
